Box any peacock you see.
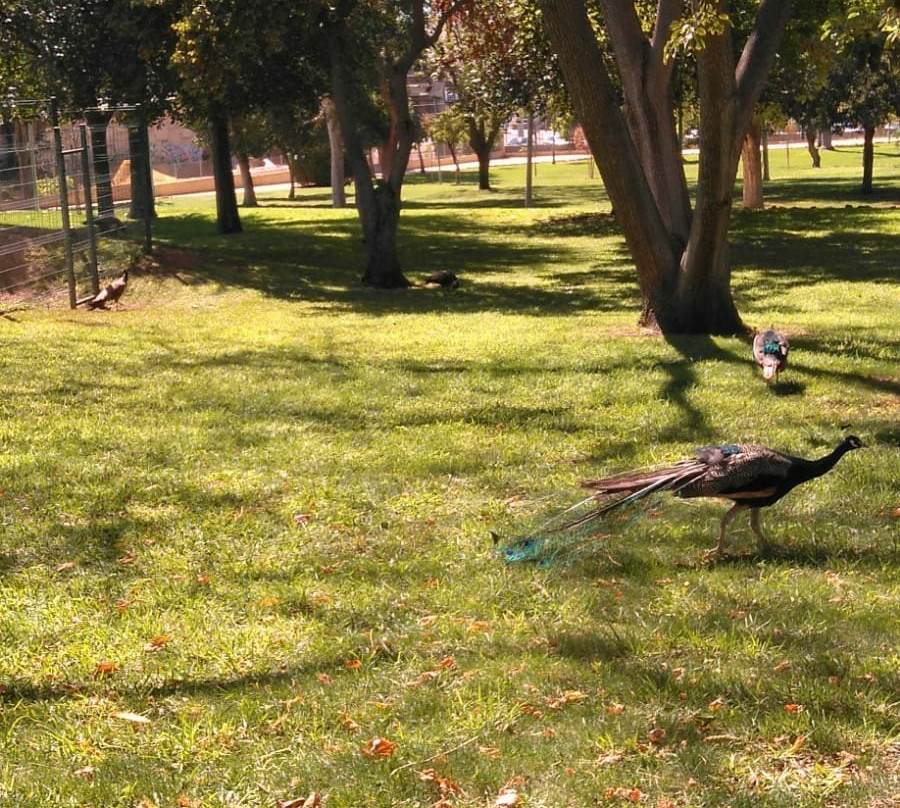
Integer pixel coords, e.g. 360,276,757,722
82,269,129,310
753,329,789,383
499,436,863,563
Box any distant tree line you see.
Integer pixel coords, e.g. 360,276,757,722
0,0,896,334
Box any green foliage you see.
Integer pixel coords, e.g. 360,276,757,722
664,2,732,62
0,151,897,806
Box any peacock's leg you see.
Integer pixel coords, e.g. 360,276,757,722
749,508,770,546
711,502,747,555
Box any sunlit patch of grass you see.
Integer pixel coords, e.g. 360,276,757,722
0,151,897,806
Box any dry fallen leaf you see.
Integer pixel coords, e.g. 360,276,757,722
143,635,173,653
606,702,626,715
345,658,362,670
417,769,463,796
55,561,77,573
361,737,397,758
338,711,360,732
648,727,667,743
178,797,202,808
93,661,120,678
783,703,805,713
773,660,792,673
707,697,725,712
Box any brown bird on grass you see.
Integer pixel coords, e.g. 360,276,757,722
753,329,789,383
84,269,129,310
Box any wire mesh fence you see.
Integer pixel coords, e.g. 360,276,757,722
0,99,151,305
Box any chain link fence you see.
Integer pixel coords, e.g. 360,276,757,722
0,99,152,306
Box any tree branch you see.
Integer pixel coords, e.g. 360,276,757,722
735,0,795,122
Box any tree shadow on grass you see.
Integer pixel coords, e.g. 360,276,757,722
153,210,638,317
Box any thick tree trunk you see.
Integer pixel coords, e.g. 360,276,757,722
359,183,407,287
85,109,115,218
861,124,875,194
821,127,834,149
806,128,821,167
237,153,258,207
741,115,764,209
677,4,745,335
540,0,792,335
209,110,242,234
761,123,770,181
540,0,679,327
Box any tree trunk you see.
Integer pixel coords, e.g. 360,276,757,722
327,19,410,288
861,124,875,194
467,118,498,191
741,115,764,209
359,183,407,287
85,109,115,218
237,153,258,207
287,155,297,200
821,127,834,149
127,115,155,221
761,123,770,181
446,143,462,184
325,0,472,288
806,128,821,167
322,97,346,208
539,0,792,334
209,110,242,234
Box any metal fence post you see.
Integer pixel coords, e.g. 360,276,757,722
79,124,100,295
50,98,77,309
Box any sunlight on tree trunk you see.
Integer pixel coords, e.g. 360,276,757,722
237,153,258,207
322,97,346,209
742,116,764,209
806,128,821,167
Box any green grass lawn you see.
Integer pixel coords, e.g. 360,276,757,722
0,145,898,808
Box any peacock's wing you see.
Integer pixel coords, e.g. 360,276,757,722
677,444,792,497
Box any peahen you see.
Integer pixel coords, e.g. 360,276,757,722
753,329,789,383
83,269,129,310
499,436,863,563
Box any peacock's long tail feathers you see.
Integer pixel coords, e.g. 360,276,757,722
497,459,710,564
